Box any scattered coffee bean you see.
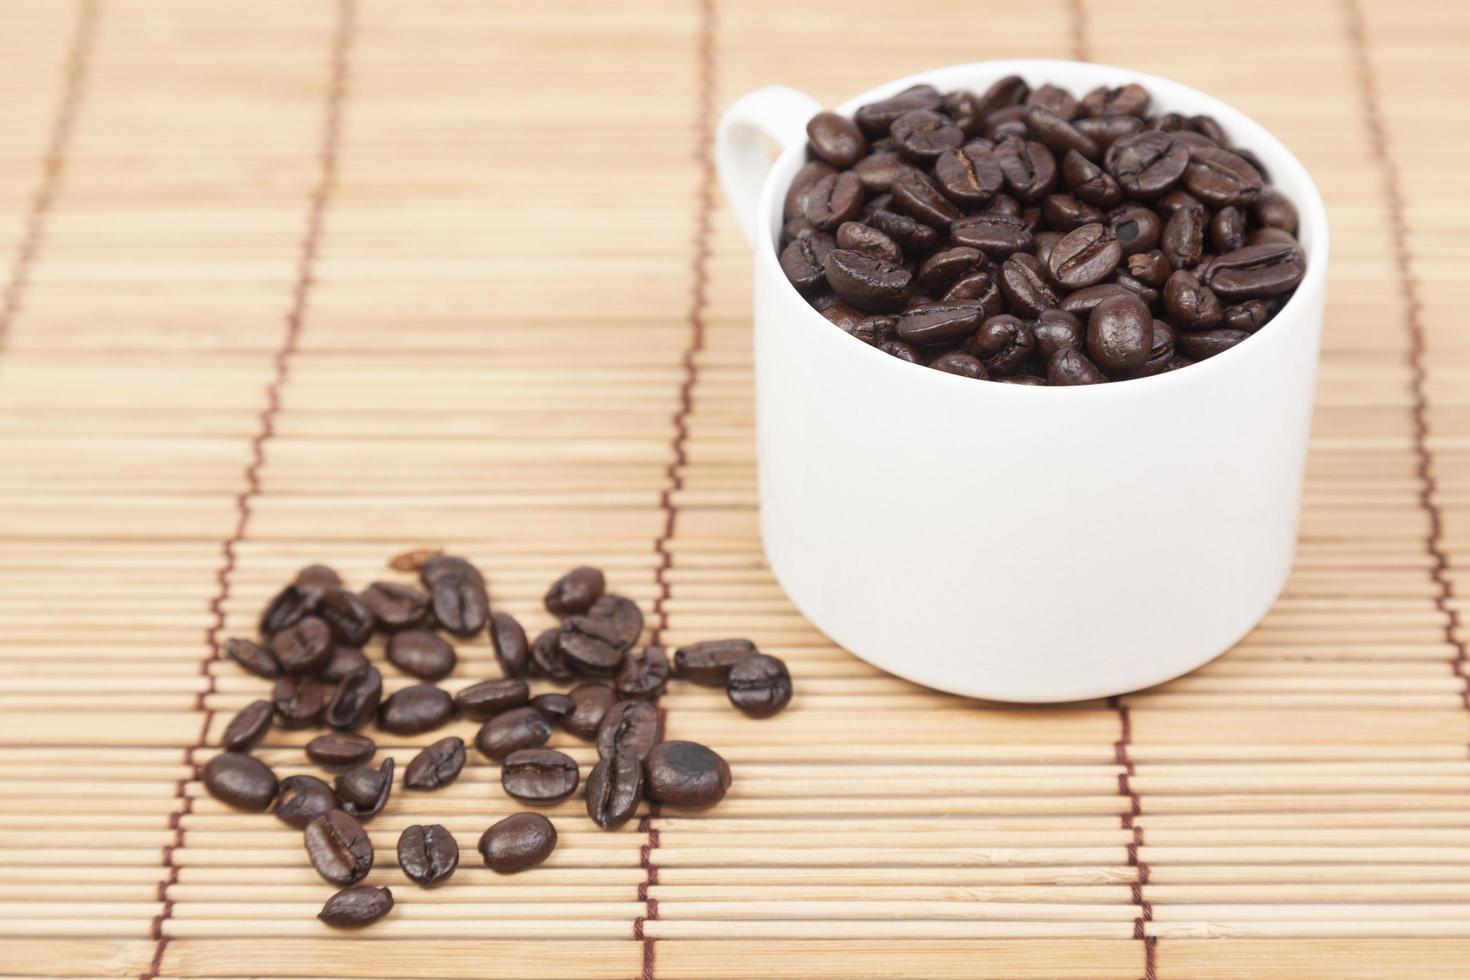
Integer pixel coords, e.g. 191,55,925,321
644,740,732,810
727,654,793,718
386,629,457,681
565,683,617,739
529,626,575,681
319,884,393,928
490,610,531,678
274,775,339,829
455,677,530,720
615,646,670,701
585,754,643,830
318,588,376,647
530,692,574,724
673,639,757,687
221,699,273,752
203,752,278,812
336,757,394,820
397,824,458,887
501,748,580,805
377,684,454,735
404,736,466,791
306,733,375,769
325,665,382,732
225,637,280,678
305,810,374,885
259,564,341,637
544,565,606,617
272,674,326,729
270,616,333,675
359,581,429,631
419,555,489,637
317,645,370,684
596,700,661,761
479,812,556,874
476,706,552,760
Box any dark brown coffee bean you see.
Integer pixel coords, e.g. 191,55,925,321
853,84,942,137
1113,271,1161,309
272,674,325,729
420,554,489,637
225,637,281,678
807,110,868,167
397,823,458,887
386,629,456,682
933,143,1004,207
853,150,907,193
867,207,940,252
998,253,1059,318
203,752,278,811
1147,112,1189,132
1247,227,1299,248
585,754,643,830
801,170,864,231
941,270,1004,317
476,706,551,760
259,564,340,637
644,741,732,810
1157,188,1203,215
319,885,393,928
1048,223,1121,289
975,75,1029,114
615,646,670,701
270,616,333,675
1025,105,1098,161
274,775,338,829
318,645,370,684
305,810,373,885
479,812,556,874
1133,320,1177,377
821,300,866,333
306,733,375,769
221,700,273,752
1210,206,1247,253
836,222,902,265
360,581,429,632
1027,83,1077,120
455,677,530,720
563,683,617,740
824,248,912,313
489,610,531,678
1192,114,1228,144
673,639,756,687
981,105,1028,141
1108,206,1162,256
994,136,1057,202
1126,250,1172,288
529,626,575,681
544,565,606,617
1060,150,1123,209
784,160,836,221
1060,283,1131,318
1046,347,1108,385
1183,146,1263,207
1080,83,1150,117
1178,328,1250,360
596,700,661,761
1033,309,1085,361
1222,299,1273,333
929,351,988,379
1105,132,1188,198
893,302,983,347
1087,294,1154,373
557,622,625,676
1037,230,1063,266
377,683,454,735
1254,188,1298,233
915,246,983,292
1163,269,1224,331
1041,193,1104,232
336,757,393,820
942,90,985,136
844,311,893,346
501,748,580,805
325,665,382,732
971,313,1037,376
1075,114,1145,150
530,692,574,724
1204,243,1306,300
404,736,466,791
889,167,963,230
318,588,375,647
1161,203,1206,270
891,109,964,161
727,653,793,718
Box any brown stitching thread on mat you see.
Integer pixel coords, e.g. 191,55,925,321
0,0,98,356
1343,0,1470,712
1112,697,1157,980
634,0,715,975
137,4,355,977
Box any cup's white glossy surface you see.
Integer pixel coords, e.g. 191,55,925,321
716,60,1329,703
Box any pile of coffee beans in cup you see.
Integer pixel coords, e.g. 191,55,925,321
207,552,792,928
781,76,1306,384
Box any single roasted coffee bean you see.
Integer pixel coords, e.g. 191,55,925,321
1254,188,1297,232
801,170,864,231
585,754,643,830
1060,150,1122,208
1135,320,1177,377
1183,146,1263,207
1177,328,1250,360
727,654,794,718
1108,206,1162,257
318,588,375,647
1047,347,1108,385
784,160,836,220
272,674,325,729
1040,193,1104,231
998,253,1059,318
565,683,618,740
971,313,1036,376
890,166,962,228
994,135,1057,202
643,740,732,810
1163,269,1223,330
838,222,903,266
319,884,393,928
557,620,627,676
824,248,911,313
1203,243,1306,300
545,565,606,617
336,757,394,820
1081,82,1150,117
398,823,458,887
854,150,908,192
894,303,982,347
490,610,531,678
1025,105,1098,160
1126,249,1172,288
203,752,278,811
1033,309,1085,361
476,706,552,760
1060,283,1131,318
930,351,987,378
501,748,579,805
305,809,373,885
359,581,429,631
1048,222,1121,289
596,700,661,760
454,677,530,720
270,616,333,675
420,554,489,637
780,233,837,294
949,211,1033,258
377,683,454,735
854,83,942,136
225,637,280,678
259,564,340,637
1210,206,1248,253
386,630,457,681
615,646,670,701
530,626,575,681
306,733,375,769
1104,131,1188,198
673,639,756,687
479,812,556,873
221,699,274,752
530,692,574,724
933,142,1004,206
274,775,339,829
1222,299,1272,333
318,645,370,684
1087,293,1154,373
325,665,382,732
404,736,466,791
387,547,440,572
891,109,965,161
1161,203,1206,270
868,207,940,252
582,594,645,649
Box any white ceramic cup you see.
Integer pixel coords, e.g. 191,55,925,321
715,60,1329,703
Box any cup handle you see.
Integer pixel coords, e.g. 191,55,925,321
716,85,823,250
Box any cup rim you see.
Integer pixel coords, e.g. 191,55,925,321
757,58,1330,399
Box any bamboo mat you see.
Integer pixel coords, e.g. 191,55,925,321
0,0,1467,977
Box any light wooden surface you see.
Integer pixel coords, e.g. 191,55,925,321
0,0,1467,977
